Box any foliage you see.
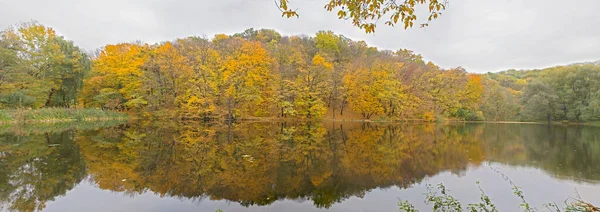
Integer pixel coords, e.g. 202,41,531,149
0,22,91,109
488,64,600,122
3,22,600,123
76,28,488,121
277,0,448,32
80,43,147,110
0,130,86,211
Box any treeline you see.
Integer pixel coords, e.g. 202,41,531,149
1,22,600,122
486,64,600,122
78,28,483,121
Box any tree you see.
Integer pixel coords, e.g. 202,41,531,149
542,65,600,121
221,40,275,119
271,36,308,117
80,43,147,110
479,78,519,121
521,81,558,122
344,58,405,119
277,0,448,33
314,31,340,59
0,22,90,108
47,38,91,107
145,42,193,108
344,67,384,119
293,54,332,118
175,37,221,119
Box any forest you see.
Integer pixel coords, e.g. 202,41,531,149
1,22,600,122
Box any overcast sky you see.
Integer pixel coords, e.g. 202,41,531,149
1,0,599,73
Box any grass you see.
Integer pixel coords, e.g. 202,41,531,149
399,182,598,212
0,119,128,135
399,165,599,212
580,121,600,127
0,108,129,124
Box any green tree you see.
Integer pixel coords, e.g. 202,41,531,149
521,81,558,122
479,78,519,121
0,22,90,108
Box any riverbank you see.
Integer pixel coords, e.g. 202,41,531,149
80,109,600,126
0,119,129,135
0,108,129,124
463,120,600,126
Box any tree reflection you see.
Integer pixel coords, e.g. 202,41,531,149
1,122,599,211
0,130,86,212
75,121,487,208
481,124,600,182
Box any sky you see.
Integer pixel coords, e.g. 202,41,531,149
1,0,599,73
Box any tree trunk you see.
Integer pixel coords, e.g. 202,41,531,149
227,98,233,120
332,107,336,119
45,88,56,107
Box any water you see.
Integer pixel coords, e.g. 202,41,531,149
1,121,599,212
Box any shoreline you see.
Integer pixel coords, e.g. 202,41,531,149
3,108,598,127
0,108,129,125
0,117,130,125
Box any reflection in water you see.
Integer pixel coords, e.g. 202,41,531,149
0,122,599,211
0,130,86,212
481,124,600,182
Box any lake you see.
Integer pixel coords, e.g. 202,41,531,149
1,121,599,212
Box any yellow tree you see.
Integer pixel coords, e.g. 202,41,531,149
421,67,484,120
460,74,484,110
375,60,408,118
81,43,146,110
222,40,275,119
145,41,193,109
421,67,463,116
344,70,382,119
293,54,332,118
272,36,307,117
175,37,221,119
344,59,403,119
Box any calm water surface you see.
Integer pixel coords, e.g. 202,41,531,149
1,121,599,211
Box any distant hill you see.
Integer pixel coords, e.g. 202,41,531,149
488,59,600,75
569,59,600,66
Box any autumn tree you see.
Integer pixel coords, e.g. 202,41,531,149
0,22,90,108
271,36,308,117
220,40,275,119
293,54,332,118
479,77,519,121
175,37,221,119
344,58,405,119
143,42,193,109
80,43,147,110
